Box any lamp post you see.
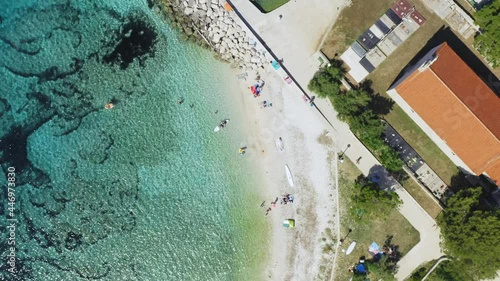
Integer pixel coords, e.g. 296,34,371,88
338,144,351,161
340,228,352,244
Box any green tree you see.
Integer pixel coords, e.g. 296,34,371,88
367,255,397,281
438,187,500,280
352,274,369,281
330,88,371,120
352,177,402,220
350,110,385,145
474,0,500,67
308,65,345,98
378,146,405,173
431,261,466,281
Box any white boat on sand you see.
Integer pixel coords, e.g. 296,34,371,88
285,164,294,187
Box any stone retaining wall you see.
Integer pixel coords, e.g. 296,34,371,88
156,0,267,70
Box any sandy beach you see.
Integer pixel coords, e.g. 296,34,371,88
163,0,351,279
226,65,339,280
213,1,349,279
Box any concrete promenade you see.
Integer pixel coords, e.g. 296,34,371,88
227,0,444,279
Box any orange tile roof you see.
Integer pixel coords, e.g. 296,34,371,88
430,43,500,139
395,43,500,184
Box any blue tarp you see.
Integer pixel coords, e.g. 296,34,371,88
356,263,367,274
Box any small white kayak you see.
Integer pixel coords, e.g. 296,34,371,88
285,164,294,187
275,138,284,152
346,241,356,255
214,119,230,132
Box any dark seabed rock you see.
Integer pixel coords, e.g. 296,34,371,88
0,1,164,279
103,17,157,70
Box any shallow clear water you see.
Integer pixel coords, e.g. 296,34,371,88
0,0,267,280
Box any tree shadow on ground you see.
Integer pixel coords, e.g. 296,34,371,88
358,80,395,117
390,26,500,95
369,94,395,115
449,170,500,208
384,235,402,261
367,164,408,192
449,171,476,192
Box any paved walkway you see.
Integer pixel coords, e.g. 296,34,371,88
227,0,444,279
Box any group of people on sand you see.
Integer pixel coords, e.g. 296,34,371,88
262,194,294,216
261,100,273,108
263,197,278,216
280,194,294,204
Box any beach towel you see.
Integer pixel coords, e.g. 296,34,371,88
271,60,280,70
369,242,380,255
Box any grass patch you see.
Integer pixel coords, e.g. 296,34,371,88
251,0,290,13
383,108,459,187
407,260,459,281
400,177,442,218
406,260,436,281
424,260,456,281
335,158,420,281
321,0,394,58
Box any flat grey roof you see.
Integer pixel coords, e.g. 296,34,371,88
360,57,375,73
351,41,367,57
365,47,387,68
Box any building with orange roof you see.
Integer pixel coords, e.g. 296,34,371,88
387,42,500,186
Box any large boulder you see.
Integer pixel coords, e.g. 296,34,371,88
227,27,237,36
230,48,239,57
194,10,207,20
243,52,252,62
227,41,236,49
250,56,260,64
212,32,222,43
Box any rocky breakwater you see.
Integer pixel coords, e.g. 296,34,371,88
158,0,267,70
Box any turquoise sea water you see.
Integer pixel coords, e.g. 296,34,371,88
0,0,267,280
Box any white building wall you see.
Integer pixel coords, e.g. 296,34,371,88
387,88,476,175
